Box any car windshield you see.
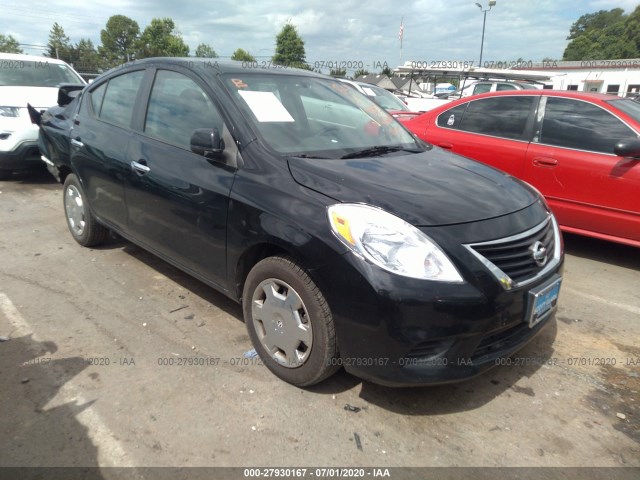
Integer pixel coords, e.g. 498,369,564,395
607,98,640,123
363,85,410,112
0,60,83,87
223,73,422,159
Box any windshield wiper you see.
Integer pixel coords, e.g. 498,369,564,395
340,145,423,159
292,154,332,159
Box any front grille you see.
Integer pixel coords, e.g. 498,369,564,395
466,218,557,287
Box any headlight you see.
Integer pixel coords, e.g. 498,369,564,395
328,203,463,282
0,107,20,118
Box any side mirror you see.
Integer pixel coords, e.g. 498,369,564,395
190,128,223,158
614,138,640,158
57,84,84,107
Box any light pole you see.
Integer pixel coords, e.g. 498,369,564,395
475,1,496,67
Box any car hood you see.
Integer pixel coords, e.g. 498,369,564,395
287,148,538,226
0,86,59,109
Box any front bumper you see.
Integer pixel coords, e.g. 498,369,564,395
0,114,43,172
0,140,42,171
311,208,564,387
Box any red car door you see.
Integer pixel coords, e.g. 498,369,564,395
421,96,537,179
523,95,640,246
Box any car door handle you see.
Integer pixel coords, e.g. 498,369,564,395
131,160,150,174
533,157,558,167
70,137,84,148
438,142,453,149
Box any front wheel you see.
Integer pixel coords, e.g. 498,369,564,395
243,256,339,387
62,174,109,247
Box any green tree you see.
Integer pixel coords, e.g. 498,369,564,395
231,48,256,62
99,15,140,66
353,69,370,78
138,18,189,58
563,8,639,60
0,34,22,54
329,68,347,77
623,5,640,56
381,66,393,76
195,43,218,58
567,8,625,39
47,22,73,62
73,39,103,74
272,23,306,68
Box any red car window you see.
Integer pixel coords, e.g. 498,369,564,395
540,97,636,153
458,96,535,140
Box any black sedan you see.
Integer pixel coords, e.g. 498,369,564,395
34,58,563,387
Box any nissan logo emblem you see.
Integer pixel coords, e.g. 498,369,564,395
530,241,548,267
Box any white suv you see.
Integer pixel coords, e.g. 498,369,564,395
0,53,85,179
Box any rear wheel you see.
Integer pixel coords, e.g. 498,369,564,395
63,174,109,247
243,256,339,387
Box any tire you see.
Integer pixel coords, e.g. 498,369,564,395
243,256,339,387
62,174,109,247
0,170,12,180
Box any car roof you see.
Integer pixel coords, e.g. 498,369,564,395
406,88,640,128
423,90,627,115
104,57,326,79
0,52,71,65
453,89,619,102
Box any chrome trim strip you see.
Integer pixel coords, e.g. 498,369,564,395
463,215,562,291
40,155,54,167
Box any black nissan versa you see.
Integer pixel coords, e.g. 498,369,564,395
32,58,564,387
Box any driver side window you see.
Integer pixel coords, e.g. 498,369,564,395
144,70,223,150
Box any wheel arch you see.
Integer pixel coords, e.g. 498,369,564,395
58,165,73,184
234,241,306,303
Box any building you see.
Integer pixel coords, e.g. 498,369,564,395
354,74,397,91
516,59,640,96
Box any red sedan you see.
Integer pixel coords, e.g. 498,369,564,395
403,90,640,247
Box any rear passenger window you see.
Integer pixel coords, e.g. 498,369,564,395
458,96,535,140
99,70,145,128
540,97,636,154
437,103,468,129
496,84,517,91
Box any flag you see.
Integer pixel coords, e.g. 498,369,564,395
398,18,404,42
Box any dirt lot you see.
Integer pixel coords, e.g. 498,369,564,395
0,169,638,478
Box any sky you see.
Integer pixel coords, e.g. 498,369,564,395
2,0,639,73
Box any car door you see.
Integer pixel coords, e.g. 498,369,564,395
70,69,146,230
426,95,538,178
524,95,640,243
123,67,237,288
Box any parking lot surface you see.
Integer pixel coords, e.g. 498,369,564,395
0,169,638,472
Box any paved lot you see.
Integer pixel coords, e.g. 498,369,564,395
0,169,638,472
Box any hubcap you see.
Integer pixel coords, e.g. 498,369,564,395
251,278,312,368
65,185,86,236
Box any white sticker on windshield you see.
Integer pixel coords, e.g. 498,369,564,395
238,90,295,122
362,87,377,96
